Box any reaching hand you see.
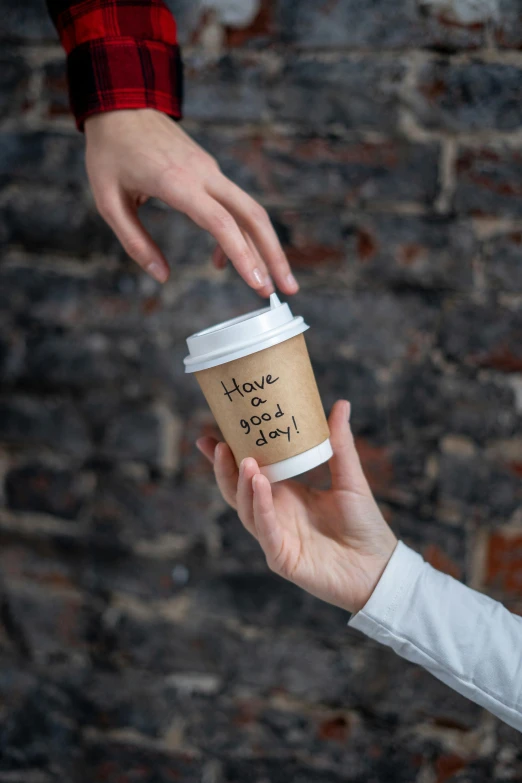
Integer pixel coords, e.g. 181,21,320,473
84,109,298,295
197,400,397,615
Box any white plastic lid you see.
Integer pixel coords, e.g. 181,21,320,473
184,293,309,373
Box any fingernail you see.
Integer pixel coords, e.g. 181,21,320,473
252,474,259,493
346,401,352,421
252,267,270,289
147,261,168,283
286,272,299,291
239,459,246,476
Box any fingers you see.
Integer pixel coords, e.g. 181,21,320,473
252,473,286,569
236,458,259,538
166,188,274,297
196,436,219,464
328,400,371,495
244,233,274,296
97,190,170,283
213,442,239,509
209,178,299,296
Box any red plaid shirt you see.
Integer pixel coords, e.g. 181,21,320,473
46,0,183,130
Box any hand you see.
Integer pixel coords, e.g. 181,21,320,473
197,400,397,615
85,109,298,294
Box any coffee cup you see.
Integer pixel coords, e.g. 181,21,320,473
184,294,332,483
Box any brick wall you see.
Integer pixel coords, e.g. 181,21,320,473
1,0,522,779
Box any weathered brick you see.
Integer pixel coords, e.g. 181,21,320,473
263,136,440,206
177,408,221,481
184,53,269,122
230,632,358,703
0,397,91,459
0,265,161,331
438,452,522,526
484,529,522,597
5,463,92,520
222,754,419,783
412,60,522,131
0,530,201,603
224,0,276,48
390,360,520,443
21,332,133,392
42,60,70,118
440,374,520,443
481,231,522,291
440,300,522,372
314,358,386,438
266,208,345,269
300,290,438,367
184,695,354,760
5,582,91,664
101,408,168,466
84,740,205,783
454,145,522,217
101,606,241,675
0,132,84,187
0,50,30,120
270,57,405,132
187,571,348,632
2,187,116,256
164,0,204,46
359,439,437,508
277,0,486,50
0,673,83,778
194,130,440,207
388,509,467,579
495,0,522,48
90,473,219,547
342,214,475,290
0,1,57,42
389,360,447,441
217,506,268,570
0,536,84,594
0,332,24,384
139,202,214,269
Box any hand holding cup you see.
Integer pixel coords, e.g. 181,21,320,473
197,400,397,615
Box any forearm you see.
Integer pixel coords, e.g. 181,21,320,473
45,0,183,130
349,542,522,732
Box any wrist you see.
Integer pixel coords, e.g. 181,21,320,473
349,534,398,615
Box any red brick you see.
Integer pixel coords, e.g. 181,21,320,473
424,544,461,580
317,714,351,743
455,145,522,216
435,753,467,783
355,439,394,497
485,531,522,597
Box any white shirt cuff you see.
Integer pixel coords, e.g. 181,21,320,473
348,540,424,637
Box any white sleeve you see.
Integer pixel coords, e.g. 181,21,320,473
349,541,522,732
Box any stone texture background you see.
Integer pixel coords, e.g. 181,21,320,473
1,0,522,780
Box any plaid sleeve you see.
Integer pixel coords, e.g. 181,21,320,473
46,0,183,130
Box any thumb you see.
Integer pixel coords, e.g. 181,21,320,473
328,400,371,495
98,191,170,283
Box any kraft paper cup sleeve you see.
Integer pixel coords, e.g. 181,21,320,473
196,334,330,468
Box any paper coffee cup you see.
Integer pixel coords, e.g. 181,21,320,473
184,294,332,483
